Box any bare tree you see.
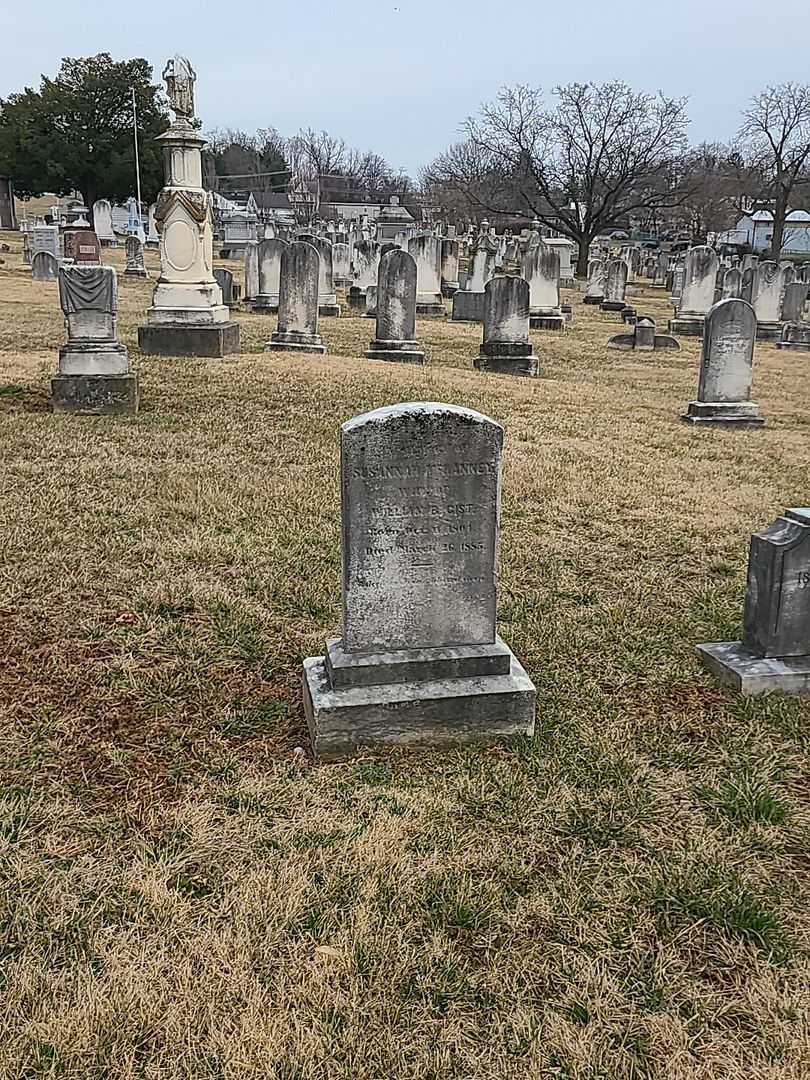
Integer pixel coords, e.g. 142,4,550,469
674,142,755,243
423,81,690,275
737,83,810,259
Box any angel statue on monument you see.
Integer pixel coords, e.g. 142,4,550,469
162,56,198,124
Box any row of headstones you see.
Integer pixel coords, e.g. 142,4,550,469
29,228,148,281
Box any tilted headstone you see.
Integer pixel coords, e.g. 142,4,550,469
608,316,679,352
474,276,538,377
408,235,444,314
32,251,58,281
522,242,563,330
124,234,148,277
752,261,789,338
365,249,425,364
669,245,718,336
682,298,763,426
781,281,809,324
51,264,138,414
584,258,606,303
243,240,260,301
698,508,810,695
302,402,536,760
601,259,628,311
265,241,326,354
254,238,288,312
440,238,460,296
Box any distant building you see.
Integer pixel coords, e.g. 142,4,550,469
718,210,810,254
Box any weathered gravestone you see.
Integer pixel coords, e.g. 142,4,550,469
243,240,260,302
669,245,718,336
522,242,564,330
583,258,606,304
720,266,742,300
93,200,117,245
364,285,378,318
32,251,58,281
351,239,380,294
753,261,789,339
697,508,810,694
474,277,538,377
32,226,60,261
780,281,809,324
302,402,536,761
124,234,148,277
332,242,351,286
213,268,236,306
70,230,101,264
51,264,138,414
607,316,679,352
441,238,460,296
265,241,326,353
452,233,497,321
254,237,288,312
365,249,425,364
408,235,444,315
653,251,668,287
600,259,629,312
298,234,341,316
682,298,763,426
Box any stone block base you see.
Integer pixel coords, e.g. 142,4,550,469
51,373,139,415
682,401,764,427
124,269,148,278
756,322,781,341
365,340,425,364
776,340,810,350
668,316,705,336
697,641,810,696
318,304,341,317
600,300,626,312
530,314,565,331
475,349,538,377
451,291,485,322
138,322,240,357
441,282,459,297
252,298,279,314
266,330,326,354
303,636,535,762
583,295,603,305
416,302,445,316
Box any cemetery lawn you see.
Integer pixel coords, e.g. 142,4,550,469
2,233,810,1080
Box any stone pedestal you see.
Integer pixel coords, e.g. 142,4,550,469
52,373,139,415
474,345,539,377
302,402,535,761
138,322,240,357
755,322,782,341
530,313,565,330
682,400,763,426
600,299,626,312
668,314,706,336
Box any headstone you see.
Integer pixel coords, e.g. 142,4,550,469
781,281,809,324
752,260,788,339
332,241,351,286
777,321,810,350
364,285,378,318
138,56,239,357
244,240,260,301
682,299,763,427
584,258,606,303
474,277,538,377
302,402,536,761
31,225,60,260
741,267,754,303
51,264,138,414
265,241,326,354
607,316,679,352
93,200,117,245
600,259,628,311
365,249,425,364
408,235,444,314
254,238,288,312
146,203,160,246
653,252,668,287
440,238,460,296
299,234,341,316
697,508,810,695
352,240,380,293
213,268,235,306
669,245,718,336
721,267,742,300
522,242,564,330
124,234,148,277
32,251,59,281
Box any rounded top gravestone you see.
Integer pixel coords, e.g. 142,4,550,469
277,241,320,337
340,403,503,653
375,248,417,342
698,298,756,403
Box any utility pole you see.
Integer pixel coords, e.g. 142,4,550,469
132,87,144,239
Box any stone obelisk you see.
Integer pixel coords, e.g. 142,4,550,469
138,56,240,357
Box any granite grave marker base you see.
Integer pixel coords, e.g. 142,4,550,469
252,297,279,314
529,313,565,330
452,291,485,322
415,300,445,316
303,637,535,762
347,287,365,312
682,400,764,427
583,295,604,305
265,330,326,354
777,323,810,350
696,643,810,696
668,315,705,336
51,373,139,415
600,300,626,312
138,322,240,357
318,303,341,317
124,266,148,278
365,339,425,364
475,342,538,377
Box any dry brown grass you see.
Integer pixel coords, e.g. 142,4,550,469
1,232,810,1079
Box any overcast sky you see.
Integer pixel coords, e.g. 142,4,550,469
2,0,808,177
